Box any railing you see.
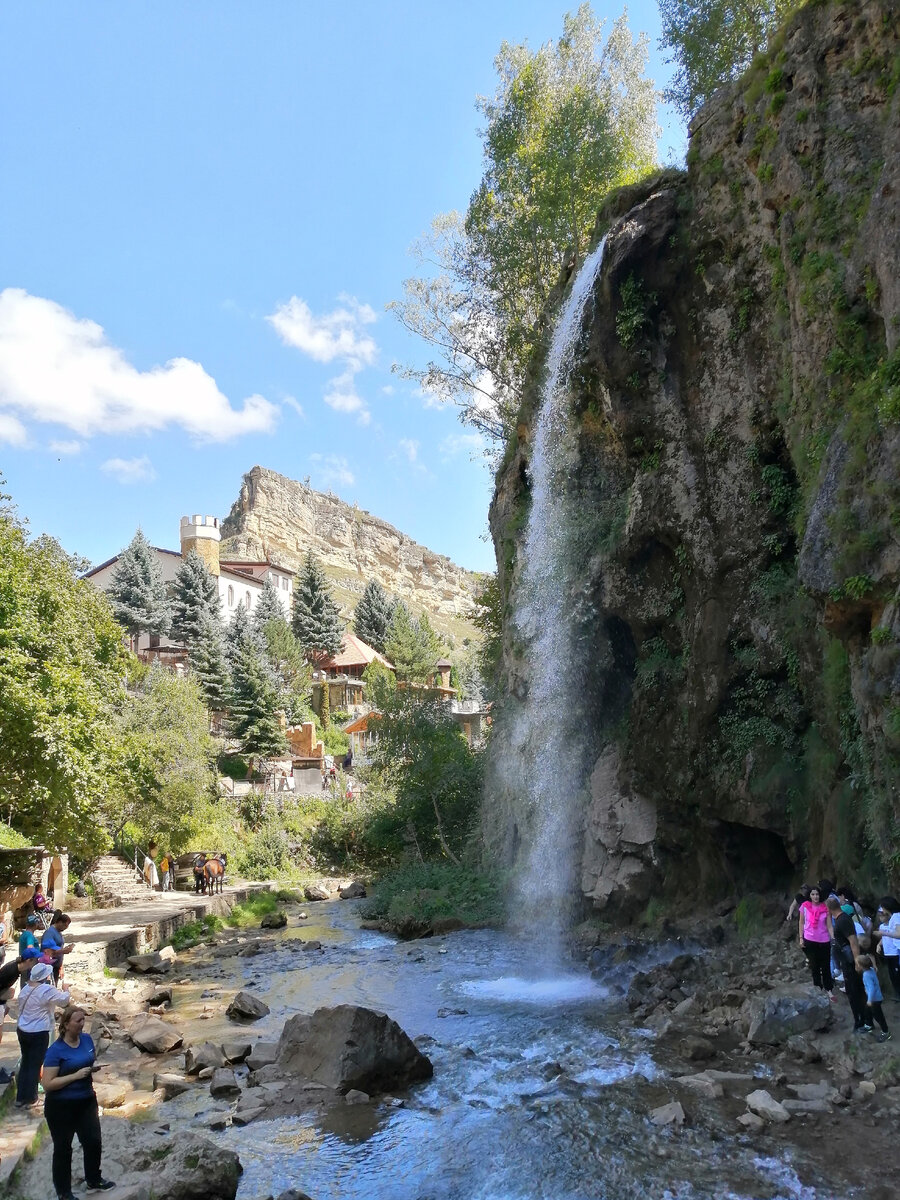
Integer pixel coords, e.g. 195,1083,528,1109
112,830,157,889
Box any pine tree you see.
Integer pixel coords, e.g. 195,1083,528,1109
189,613,231,712
291,551,345,661
251,576,286,633
385,601,442,683
108,528,172,641
171,548,220,646
353,579,393,653
224,603,260,668
229,640,288,759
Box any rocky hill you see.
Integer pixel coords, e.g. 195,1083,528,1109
220,466,480,644
488,0,900,912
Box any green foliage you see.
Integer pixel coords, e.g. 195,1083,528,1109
390,5,658,442
362,658,398,709
225,890,280,925
219,754,249,781
0,500,130,856
260,616,312,723
229,640,288,760
170,549,220,646
734,894,766,940
0,822,30,849
660,0,802,119
188,613,231,711
353,580,393,654
384,601,442,684
169,913,222,951
616,273,655,349
470,574,503,701
291,551,344,661
322,725,349,755
871,627,893,646
361,862,505,930
251,577,287,632
237,817,291,879
108,528,172,641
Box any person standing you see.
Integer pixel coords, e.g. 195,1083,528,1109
42,1006,116,1198
856,955,891,1042
827,896,869,1032
15,961,69,1108
41,912,73,985
142,842,160,890
871,897,900,1001
798,886,833,995
18,914,42,985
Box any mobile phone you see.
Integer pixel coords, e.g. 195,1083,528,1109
91,1064,102,1073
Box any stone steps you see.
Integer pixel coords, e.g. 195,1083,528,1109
89,854,158,908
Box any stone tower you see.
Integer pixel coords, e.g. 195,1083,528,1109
180,515,221,576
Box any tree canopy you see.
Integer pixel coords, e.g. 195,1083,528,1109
390,5,658,442
384,601,442,684
292,552,344,661
659,0,800,119
353,579,393,654
170,548,220,646
252,576,286,633
107,529,172,641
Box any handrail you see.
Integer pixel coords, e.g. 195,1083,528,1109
113,830,156,889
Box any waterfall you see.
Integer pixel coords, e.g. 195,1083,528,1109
507,236,608,957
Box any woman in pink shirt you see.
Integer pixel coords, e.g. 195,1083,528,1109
799,885,833,993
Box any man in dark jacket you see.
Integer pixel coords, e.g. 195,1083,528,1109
827,896,869,1032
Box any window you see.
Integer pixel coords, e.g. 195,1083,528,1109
281,576,289,590
227,585,234,606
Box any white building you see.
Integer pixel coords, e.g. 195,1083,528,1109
85,514,294,661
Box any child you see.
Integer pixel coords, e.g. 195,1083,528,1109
857,954,891,1042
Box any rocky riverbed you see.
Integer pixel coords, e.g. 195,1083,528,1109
8,894,900,1199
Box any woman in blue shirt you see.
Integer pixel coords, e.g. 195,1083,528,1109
42,1005,115,1199
40,911,73,984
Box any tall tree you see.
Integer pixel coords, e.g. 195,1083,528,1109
353,579,393,653
291,552,345,661
252,576,286,633
390,6,658,442
659,0,800,119
384,601,442,684
170,548,220,646
108,528,172,641
224,602,260,667
229,640,288,760
260,616,313,724
189,613,231,712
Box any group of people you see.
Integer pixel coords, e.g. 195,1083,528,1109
141,841,174,891
0,888,115,1199
794,880,900,1040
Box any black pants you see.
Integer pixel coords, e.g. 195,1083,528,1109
15,1028,49,1104
841,958,868,1027
884,956,900,999
45,1094,102,1196
803,939,833,990
868,1000,889,1033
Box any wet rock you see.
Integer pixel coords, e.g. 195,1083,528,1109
261,910,288,929
127,952,171,975
154,1073,193,1100
226,990,270,1021
747,986,831,1044
125,1131,241,1199
783,1097,831,1113
213,943,243,958
678,1073,724,1099
275,1191,316,1200
785,1034,822,1063
246,1041,279,1070
147,986,174,1006
746,1089,791,1123
650,1100,685,1126
302,940,323,952
737,1111,765,1132
339,881,366,899
185,1042,227,1074
210,1068,241,1098
130,1015,184,1054
680,1036,716,1061
437,1007,469,1018
232,1105,266,1125
304,884,331,901
276,1004,433,1094
345,1089,370,1104
222,1041,253,1064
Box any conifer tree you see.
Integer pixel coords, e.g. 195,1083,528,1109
224,603,259,667
353,579,393,653
229,639,288,759
189,613,231,712
108,528,172,641
171,548,220,646
251,576,286,633
291,551,345,661
384,601,442,683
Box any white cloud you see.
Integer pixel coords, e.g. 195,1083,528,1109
0,288,278,444
282,395,305,419
309,453,355,490
440,432,486,461
101,455,157,484
0,412,28,446
267,293,376,424
398,437,420,463
49,439,83,455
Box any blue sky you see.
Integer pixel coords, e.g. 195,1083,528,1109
0,2,682,573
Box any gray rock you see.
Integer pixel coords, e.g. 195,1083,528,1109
344,1088,370,1104
130,1015,184,1054
737,1111,765,1132
147,986,174,1006
650,1100,685,1126
126,1131,241,1198
226,990,270,1021
276,1191,315,1200
185,1041,227,1074
677,1072,723,1099
261,911,288,929
304,884,331,901
680,1036,716,1061
302,940,323,952
153,1072,193,1100
782,1097,831,1113
746,986,831,1045
338,881,366,899
232,1105,266,1125
210,1068,241,1098
746,1088,791,1123
246,1041,279,1070
276,1004,433,1094
222,1041,253,1064
127,952,170,975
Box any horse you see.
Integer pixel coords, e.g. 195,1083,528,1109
192,854,208,894
203,852,227,895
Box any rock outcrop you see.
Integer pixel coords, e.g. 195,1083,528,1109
220,465,480,642
489,0,900,911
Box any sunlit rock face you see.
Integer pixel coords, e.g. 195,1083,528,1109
220,465,480,642
487,0,900,916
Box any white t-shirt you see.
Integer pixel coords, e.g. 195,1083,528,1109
16,981,70,1033
879,911,900,958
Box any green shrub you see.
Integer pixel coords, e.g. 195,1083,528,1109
169,913,222,951
226,891,278,926
362,862,505,930
238,817,291,879
218,755,249,782
734,894,765,940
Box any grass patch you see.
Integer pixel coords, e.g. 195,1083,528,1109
169,913,222,951
225,891,279,927
273,887,304,903
734,895,766,941
361,862,506,932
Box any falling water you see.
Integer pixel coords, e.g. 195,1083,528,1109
508,236,608,956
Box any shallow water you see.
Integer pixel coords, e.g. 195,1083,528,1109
165,904,847,1200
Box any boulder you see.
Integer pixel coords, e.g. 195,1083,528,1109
345,1089,370,1104
130,1015,184,1054
126,1132,241,1199
185,1042,227,1074
246,1041,279,1070
680,1036,715,1061
737,1111,765,1132
746,986,831,1045
304,884,331,901
261,911,288,929
127,952,170,975
232,1106,266,1125
338,881,366,899
746,1089,791,1123
94,1080,129,1108
276,1004,433,1094
210,1068,241,1098
782,1097,831,1113
227,991,270,1021
302,940,323,952
650,1100,685,1126
153,1073,193,1100
677,1073,723,1099
222,1041,253,1064
158,945,178,962
147,986,173,1006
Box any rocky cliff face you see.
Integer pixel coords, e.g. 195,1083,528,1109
489,0,900,913
220,466,479,643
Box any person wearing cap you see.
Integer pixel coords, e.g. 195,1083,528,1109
15,960,69,1109
18,915,42,985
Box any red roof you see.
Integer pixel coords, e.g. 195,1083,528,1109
322,632,394,673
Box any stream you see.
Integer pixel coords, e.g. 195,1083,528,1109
155,902,839,1200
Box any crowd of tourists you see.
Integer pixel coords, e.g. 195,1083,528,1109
792,880,900,1040
0,887,115,1199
